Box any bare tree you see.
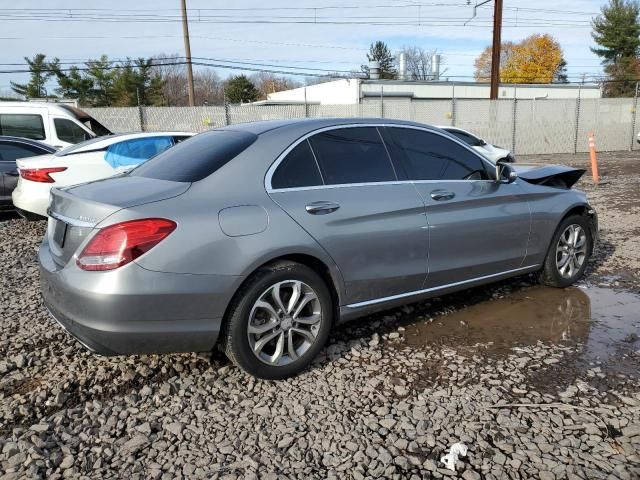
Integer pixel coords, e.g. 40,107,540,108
152,53,187,106
397,46,446,81
194,69,224,105
250,72,301,99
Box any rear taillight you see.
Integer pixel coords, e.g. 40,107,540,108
76,218,176,271
20,167,67,183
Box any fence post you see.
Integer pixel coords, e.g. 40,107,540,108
304,87,309,118
511,98,517,154
224,102,231,126
451,85,456,126
573,87,581,154
630,82,638,151
380,86,384,118
138,106,145,132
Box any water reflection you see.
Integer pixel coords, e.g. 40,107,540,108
403,286,640,366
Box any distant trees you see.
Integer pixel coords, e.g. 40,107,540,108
362,41,397,79
11,53,167,106
592,0,640,96
473,35,567,84
9,52,311,106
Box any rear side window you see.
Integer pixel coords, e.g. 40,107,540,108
0,142,48,162
0,114,45,140
308,127,395,185
388,128,488,181
54,118,90,144
130,130,257,182
104,136,173,168
271,140,323,189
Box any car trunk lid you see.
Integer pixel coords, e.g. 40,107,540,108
46,175,190,266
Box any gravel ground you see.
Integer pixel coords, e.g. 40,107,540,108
1,152,639,479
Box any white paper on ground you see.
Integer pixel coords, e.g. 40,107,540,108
440,442,468,471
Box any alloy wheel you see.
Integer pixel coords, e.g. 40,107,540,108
247,280,322,366
556,224,587,279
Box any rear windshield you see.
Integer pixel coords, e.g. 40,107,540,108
130,130,257,182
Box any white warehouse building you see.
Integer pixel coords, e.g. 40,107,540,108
261,79,601,105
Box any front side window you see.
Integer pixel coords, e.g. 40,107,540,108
271,140,323,189
388,128,489,181
0,114,45,140
104,136,173,168
0,142,48,162
308,127,396,185
54,118,90,144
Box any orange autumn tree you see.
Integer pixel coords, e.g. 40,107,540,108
474,34,567,84
474,42,516,82
502,34,565,83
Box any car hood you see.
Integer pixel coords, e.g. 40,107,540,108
513,164,585,188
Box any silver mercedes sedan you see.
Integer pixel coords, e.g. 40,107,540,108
40,118,598,379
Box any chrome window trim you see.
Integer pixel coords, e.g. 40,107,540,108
265,122,495,193
346,265,539,309
47,209,96,228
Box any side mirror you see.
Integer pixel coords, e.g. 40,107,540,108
496,162,517,184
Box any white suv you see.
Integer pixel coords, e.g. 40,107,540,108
0,102,111,149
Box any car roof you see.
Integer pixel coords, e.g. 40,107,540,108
436,125,465,132
222,117,443,136
0,135,57,152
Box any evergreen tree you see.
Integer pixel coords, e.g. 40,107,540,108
10,54,59,98
86,55,117,107
361,41,397,79
224,75,259,103
554,59,569,83
592,0,640,96
53,65,94,105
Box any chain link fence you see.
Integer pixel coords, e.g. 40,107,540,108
86,97,640,156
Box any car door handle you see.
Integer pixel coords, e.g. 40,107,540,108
430,190,456,201
305,201,340,215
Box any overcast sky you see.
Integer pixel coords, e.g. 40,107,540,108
1,0,607,95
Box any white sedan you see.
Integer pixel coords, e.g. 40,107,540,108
12,131,193,218
439,126,515,163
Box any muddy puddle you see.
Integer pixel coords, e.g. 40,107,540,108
403,285,640,372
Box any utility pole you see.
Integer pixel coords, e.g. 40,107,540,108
489,0,503,100
181,0,196,106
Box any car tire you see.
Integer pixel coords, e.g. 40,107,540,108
222,260,333,379
541,215,593,288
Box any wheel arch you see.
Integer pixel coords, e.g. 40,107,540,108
544,203,597,262
219,252,344,343
560,203,598,251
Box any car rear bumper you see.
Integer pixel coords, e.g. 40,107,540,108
39,238,242,355
12,180,50,217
